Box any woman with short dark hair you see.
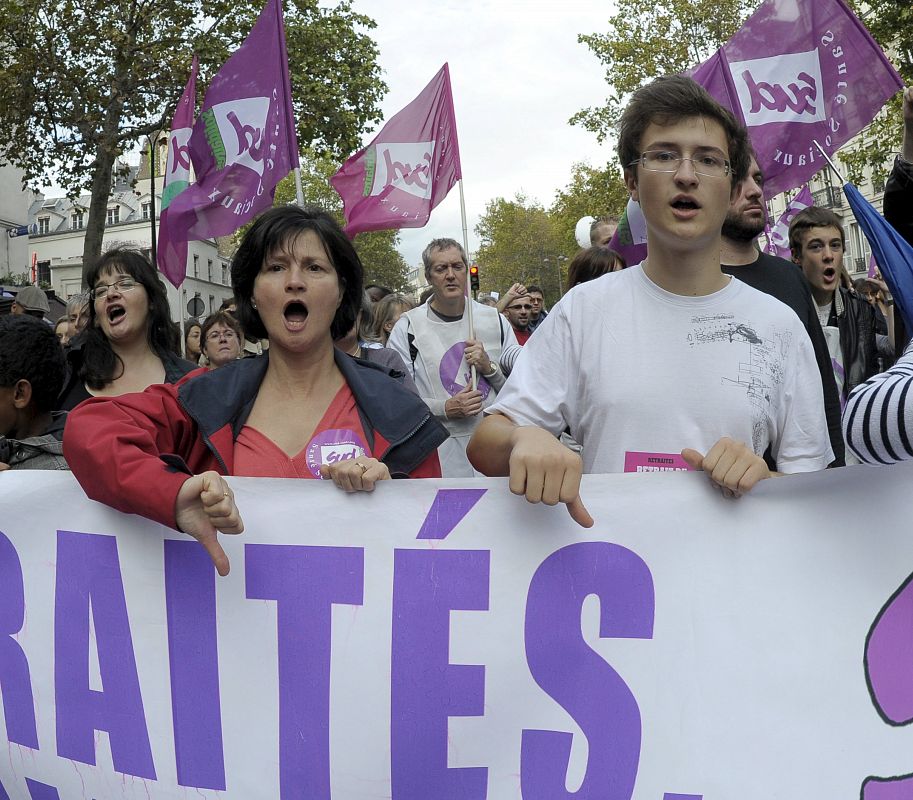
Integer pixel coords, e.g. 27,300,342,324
200,311,243,369
57,247,196,410
65,206,446,575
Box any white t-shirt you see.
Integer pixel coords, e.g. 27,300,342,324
486,265,833,475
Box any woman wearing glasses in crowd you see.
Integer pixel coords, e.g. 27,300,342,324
65,206,446,576
200,310,243,369
57,248,196,411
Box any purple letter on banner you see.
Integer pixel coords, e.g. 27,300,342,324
391,549,489,799
24,779,60,800
165,540,225,789
245,544,364,800
521,542,654,799
0,531,38,749
54,531,156,779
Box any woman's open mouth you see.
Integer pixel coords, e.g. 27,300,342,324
106,305,126,323
283,300,309,330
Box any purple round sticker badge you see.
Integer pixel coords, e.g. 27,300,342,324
439,341,491,399
305,428,368,478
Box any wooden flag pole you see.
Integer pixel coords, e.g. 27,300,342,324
458,178,477,390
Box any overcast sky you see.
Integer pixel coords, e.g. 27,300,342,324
348,0,620,267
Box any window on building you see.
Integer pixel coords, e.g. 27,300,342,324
222,263,228,284
142,202,152,221
37,260,50,285
70,211,84,230
193,254,199,278
37,217,50,235
107,207,120,226
207,259,213,282
209,295,215,314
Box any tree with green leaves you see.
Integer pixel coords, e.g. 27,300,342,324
473,195,567,305
0,0,386,283
264,150,413,293
571,0,753,143
550,161,628,252
572,0,911,184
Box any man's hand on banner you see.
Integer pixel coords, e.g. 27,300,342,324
319,457,390,492
508,426,594,528
681,438,774,498
175,471,244,576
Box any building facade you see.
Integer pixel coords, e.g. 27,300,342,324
27,147,234,325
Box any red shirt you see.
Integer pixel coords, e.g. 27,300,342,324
514,328,531,345
234,382,370,478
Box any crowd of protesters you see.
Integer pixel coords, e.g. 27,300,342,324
2,78,911,573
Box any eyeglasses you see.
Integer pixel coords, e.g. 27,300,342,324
430,262,467,277
629,150,731,178
509,304,533,311
92,278,138,300
206,328,238,342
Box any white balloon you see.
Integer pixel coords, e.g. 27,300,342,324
574,216,595,248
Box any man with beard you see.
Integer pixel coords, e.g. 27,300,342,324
503,295,533,344
720,155,844,466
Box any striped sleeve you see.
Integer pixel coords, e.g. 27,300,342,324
843,343,913,464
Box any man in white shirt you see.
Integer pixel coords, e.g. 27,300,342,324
467,75,832,525
388,238,517,476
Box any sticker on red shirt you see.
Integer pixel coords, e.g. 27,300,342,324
623,451,693,473
305,429,367,479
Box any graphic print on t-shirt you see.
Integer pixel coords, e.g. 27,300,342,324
439,341,492,399
305,428,367,479
686,313,791,454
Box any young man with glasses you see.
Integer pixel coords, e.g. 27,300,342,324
388,237,518,476
467,75,832,524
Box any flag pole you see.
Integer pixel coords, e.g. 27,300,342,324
813,140,847,184
294,167,304,207
458,178,477,390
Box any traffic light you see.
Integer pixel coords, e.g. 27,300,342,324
469,264,480,292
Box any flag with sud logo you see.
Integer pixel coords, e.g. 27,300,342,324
764,184,813,260
157,0,299,287
689,0,902,197
157,56,198,288
330,64,462,237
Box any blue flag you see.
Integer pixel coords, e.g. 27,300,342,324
843,182,913,332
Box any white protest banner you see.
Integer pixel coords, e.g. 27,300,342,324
2,465,913,799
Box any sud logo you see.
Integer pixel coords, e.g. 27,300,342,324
365,141,436,200
729,50,826,126
320,444,364,464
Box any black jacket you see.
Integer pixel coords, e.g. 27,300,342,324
828,287,879,398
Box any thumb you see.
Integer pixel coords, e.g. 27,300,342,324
197,528,231,577
680,448,705,471
566,495,594,528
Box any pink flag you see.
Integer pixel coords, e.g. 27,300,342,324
868,252,878,279
157,56,198,288
689,0,902,197
158,0,299,288
764,185,813,260
608,197,648,267
331,64,461,237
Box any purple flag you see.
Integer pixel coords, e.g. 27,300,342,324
158,0,299,287
157,56,198,288
608,197,648,267
689,0,902,197
764,184,813,259
330,64,461,237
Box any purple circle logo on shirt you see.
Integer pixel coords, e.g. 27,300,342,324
439,342,491,399
305,428,367,478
